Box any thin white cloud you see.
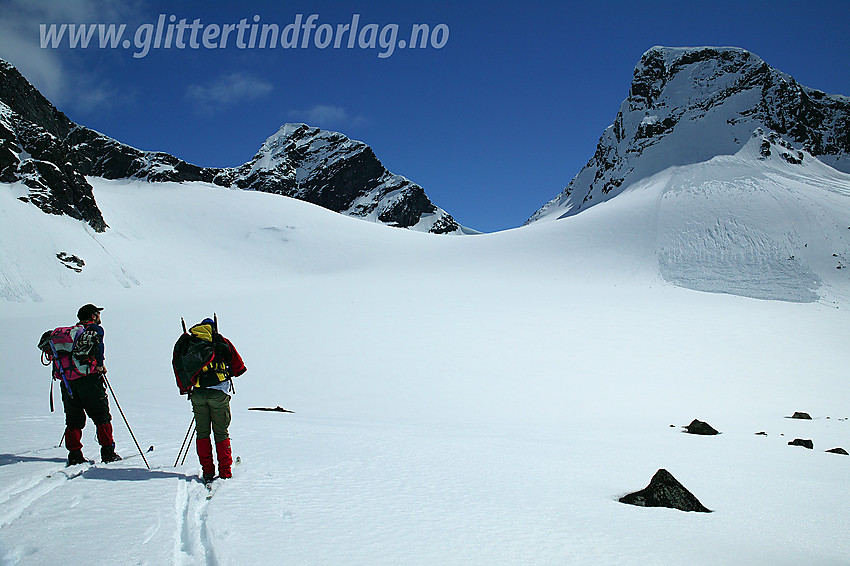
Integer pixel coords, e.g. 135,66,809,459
185,72,274,113
287,105,367,130
0,29,66,102
72,78,135,113
0,0,136,112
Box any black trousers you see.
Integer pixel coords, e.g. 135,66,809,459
60,373,112,429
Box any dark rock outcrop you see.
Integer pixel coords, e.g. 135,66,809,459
683,419,719,435
56,252,85,272
789,412,812,420
826,447,848,455
0,60,106,231
788,438,814,449
619,469,711,513
66,126,218,183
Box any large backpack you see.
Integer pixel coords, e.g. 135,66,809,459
37,324,99,381
171,323,233,395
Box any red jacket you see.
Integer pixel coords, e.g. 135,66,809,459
222,336,247,377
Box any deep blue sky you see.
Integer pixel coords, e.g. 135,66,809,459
1,0,849,232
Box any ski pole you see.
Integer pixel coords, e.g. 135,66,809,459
103,375,150,470
59,430,66,447
174,416,195,467
180,428,195,466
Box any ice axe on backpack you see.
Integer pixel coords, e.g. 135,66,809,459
45,339,74,412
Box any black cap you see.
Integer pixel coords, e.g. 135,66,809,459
77,304,104,321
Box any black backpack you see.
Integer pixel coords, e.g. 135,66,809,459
172,321,233,395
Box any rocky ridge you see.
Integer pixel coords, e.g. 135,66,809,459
0,58,461,234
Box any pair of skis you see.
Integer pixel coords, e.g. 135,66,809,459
49,445,154,479
204,456,241,499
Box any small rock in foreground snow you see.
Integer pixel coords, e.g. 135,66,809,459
789,412,812,420
683,419,719,435
619,469,712,513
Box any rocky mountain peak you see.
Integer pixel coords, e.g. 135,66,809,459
527,46,850,224
216,123,462,233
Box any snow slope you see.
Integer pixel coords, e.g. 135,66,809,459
1,150,849,564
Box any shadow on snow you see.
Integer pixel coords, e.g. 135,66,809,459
81,467,198,482
0,453,67,466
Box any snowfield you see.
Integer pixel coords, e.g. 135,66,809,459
1,138,850,565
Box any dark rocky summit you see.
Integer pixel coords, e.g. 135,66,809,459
788,438,814,449
619,469,711,513
214,124,461,233
826,447,848,455
683,419,719,435
789,412,812,420
0,58,462,234
527,46,850,224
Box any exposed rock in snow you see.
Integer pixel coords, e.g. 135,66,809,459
789,412,812,420
55,252,85,273
683,419,719,435
788,438,814,449
619,469,712,513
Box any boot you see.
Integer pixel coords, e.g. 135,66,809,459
215,438,233,479
96,423,121,462
101,444,122,463
67,449,87,466
196,437,215,481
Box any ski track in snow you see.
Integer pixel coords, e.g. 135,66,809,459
0,461,87,528
175,476,221,566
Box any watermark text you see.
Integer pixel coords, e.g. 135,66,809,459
39,14,450,59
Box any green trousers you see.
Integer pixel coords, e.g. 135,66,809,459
191,388,231,443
